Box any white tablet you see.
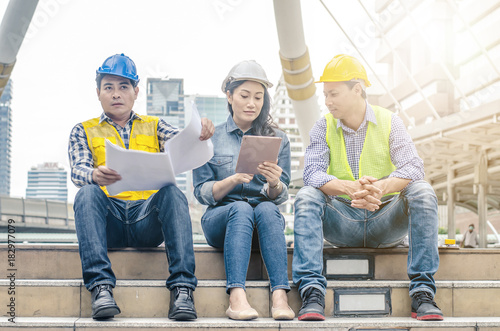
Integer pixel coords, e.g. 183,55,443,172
235,136,282,174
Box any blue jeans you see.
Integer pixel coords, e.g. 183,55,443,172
292,180,439,298
202,201,290,293
74,184,197,291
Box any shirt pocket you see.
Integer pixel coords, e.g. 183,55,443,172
135,134,158,153
91,137,116,166
209,155,233,180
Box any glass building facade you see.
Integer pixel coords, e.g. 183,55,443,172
0,79,12,196
26,162,68,202
146,78,185,129
193,95,228,126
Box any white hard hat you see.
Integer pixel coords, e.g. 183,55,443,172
221,60,273,93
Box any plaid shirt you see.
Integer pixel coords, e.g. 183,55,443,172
68,112,178,188
303,103,424,199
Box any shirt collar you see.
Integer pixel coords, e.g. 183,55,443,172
99,111,142,125
337,102,377,131
225,114,254,134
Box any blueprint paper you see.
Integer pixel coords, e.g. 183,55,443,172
105,140,176,196
105,105,214,195
166,103,214,174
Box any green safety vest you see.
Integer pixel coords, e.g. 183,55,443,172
325,105,397,200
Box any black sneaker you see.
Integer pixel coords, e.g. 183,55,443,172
168,287,197,320
298,287,325,321
411,291,444,320
91,284,121,320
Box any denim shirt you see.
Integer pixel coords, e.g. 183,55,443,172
193,115,291,208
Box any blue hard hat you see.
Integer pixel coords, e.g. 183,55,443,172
96,53,139,84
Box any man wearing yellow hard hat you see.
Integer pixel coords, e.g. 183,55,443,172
292,54,443,321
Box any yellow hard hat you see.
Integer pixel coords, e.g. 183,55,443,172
316,54,371,87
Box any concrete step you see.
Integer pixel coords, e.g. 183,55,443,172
2,316,500,330
1,244,500,281
2,279,500,318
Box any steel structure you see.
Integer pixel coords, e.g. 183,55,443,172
0,0,38,97
273,0,500,247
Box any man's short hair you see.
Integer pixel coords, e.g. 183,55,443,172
96,73,138,90
344,80,367,100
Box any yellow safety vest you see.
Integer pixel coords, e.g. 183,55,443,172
82,115,160,201
325,105,397,200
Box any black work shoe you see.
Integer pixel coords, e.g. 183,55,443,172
168,287,197,320
298,287,325,321
411,291,444,321
91,284,121,320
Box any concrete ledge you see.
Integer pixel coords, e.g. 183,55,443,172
5,279,500,289
2,316,500,330
3,279,500,318
2,244,500,281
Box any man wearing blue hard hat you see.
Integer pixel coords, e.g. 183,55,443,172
68,53,214,320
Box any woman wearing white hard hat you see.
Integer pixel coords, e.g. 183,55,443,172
193,60,294,320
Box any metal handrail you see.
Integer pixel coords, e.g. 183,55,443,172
397,0,473,110
318,0,415,127
356,0,441,121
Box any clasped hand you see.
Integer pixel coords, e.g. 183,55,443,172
348,176,384,211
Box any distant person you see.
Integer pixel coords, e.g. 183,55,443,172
292,54,443,321
461,224,479,248
193,60,294,320
68,53,214,320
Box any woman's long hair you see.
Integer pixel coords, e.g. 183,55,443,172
226,80,278,137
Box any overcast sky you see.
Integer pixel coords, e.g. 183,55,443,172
0,0,379,202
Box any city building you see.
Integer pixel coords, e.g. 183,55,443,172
146,77,185,129
0,79,12,196
25,162,68,202
146,78,188,195
191,95,228,126
271,75,304,173
271,75,305,231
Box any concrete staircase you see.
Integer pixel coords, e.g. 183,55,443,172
1,243,500,330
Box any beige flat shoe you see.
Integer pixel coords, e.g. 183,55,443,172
226,306,259,320
272,306,295,320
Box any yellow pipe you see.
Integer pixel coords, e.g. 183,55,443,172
280,48,311,71
0,61,15,92
279,48,316,101
273,0,320,147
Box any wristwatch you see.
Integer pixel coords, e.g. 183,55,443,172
271,181,281,190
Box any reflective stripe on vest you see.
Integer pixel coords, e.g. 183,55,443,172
82,115,160,201
325,105,396,200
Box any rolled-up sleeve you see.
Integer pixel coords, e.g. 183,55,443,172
157,118,179,152
388,115,425,182
68,124,95,188
193,163,218,206
303,117,337,188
